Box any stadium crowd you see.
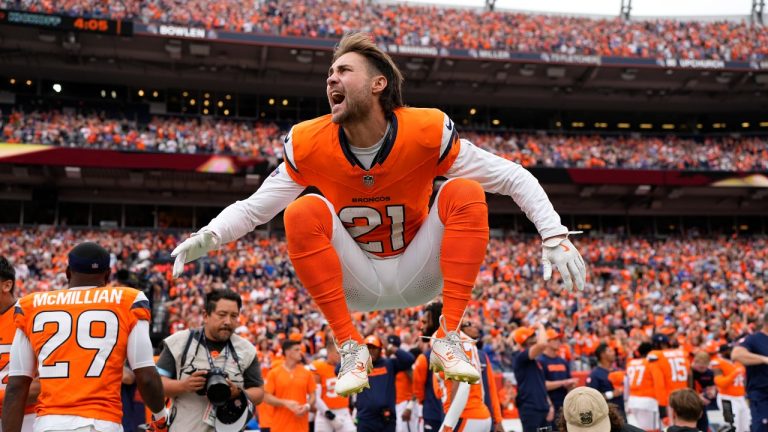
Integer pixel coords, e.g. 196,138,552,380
3,226,765,371
3,0,767,61
3,110,768,171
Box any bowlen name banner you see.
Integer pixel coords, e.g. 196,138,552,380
0,12,764,71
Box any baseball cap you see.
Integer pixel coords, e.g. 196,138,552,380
702,340,719,354
513,327,536,345
215,392,254,432
68,242,110,274
546,328,562,340
651,333,669,346
719,342,733,354
659,326,676,336
364,335,382,348
387,335,401,347
563,387,610,432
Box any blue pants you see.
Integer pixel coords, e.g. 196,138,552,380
751,398,768,432
520,408,549,432
423,418,443,431
357,418,396,432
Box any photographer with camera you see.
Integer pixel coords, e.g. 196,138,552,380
156,289,265,432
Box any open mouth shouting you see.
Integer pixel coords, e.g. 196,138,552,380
330,90,346,113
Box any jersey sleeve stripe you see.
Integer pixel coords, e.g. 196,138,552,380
283,128,299,172
439,129,458,163
130,300,151,311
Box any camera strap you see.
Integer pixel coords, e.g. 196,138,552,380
179,328,244,377
201,330,230,368
178,329,201,379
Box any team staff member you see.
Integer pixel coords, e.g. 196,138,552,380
157,289,264,432
732,310,768,432
0,257,39,432
264,340,316,432
2,243,168,432
587,344,625,418
355,335,415,432
388,335,418,432
310,340,355,432
512,324,552,431
413,302,445,431
538,328,576,419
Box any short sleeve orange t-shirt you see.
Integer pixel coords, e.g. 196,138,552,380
265,364,317,432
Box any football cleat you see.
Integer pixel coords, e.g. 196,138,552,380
427,316,481,384
335,339,372,397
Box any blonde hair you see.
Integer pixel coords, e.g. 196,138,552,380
692,351,710,367
333,32,404,114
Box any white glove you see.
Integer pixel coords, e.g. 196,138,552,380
541,230,586,291
604,391,615,400
171,229,221,278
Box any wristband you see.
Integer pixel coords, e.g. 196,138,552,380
152,407,169,420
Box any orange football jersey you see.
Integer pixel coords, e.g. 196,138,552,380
710,357,746,397
412,353,435,403
14,286,151,423
285,107,461,258
310,359,349,410
0,305,36,416
647,348,690,406
435,340,491,420
395,370,414,404
626,357,665,402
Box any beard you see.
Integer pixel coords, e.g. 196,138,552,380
330,91,367,124
212,327,232,341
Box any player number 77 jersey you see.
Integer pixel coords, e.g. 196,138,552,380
14,286,151,424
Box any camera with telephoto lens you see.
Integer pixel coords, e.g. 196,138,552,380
195,367,231,406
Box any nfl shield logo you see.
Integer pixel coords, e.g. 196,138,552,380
363,174,374,187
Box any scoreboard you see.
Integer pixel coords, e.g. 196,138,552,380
0,9,132,36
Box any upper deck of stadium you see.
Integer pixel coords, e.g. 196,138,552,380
1,0,766,61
